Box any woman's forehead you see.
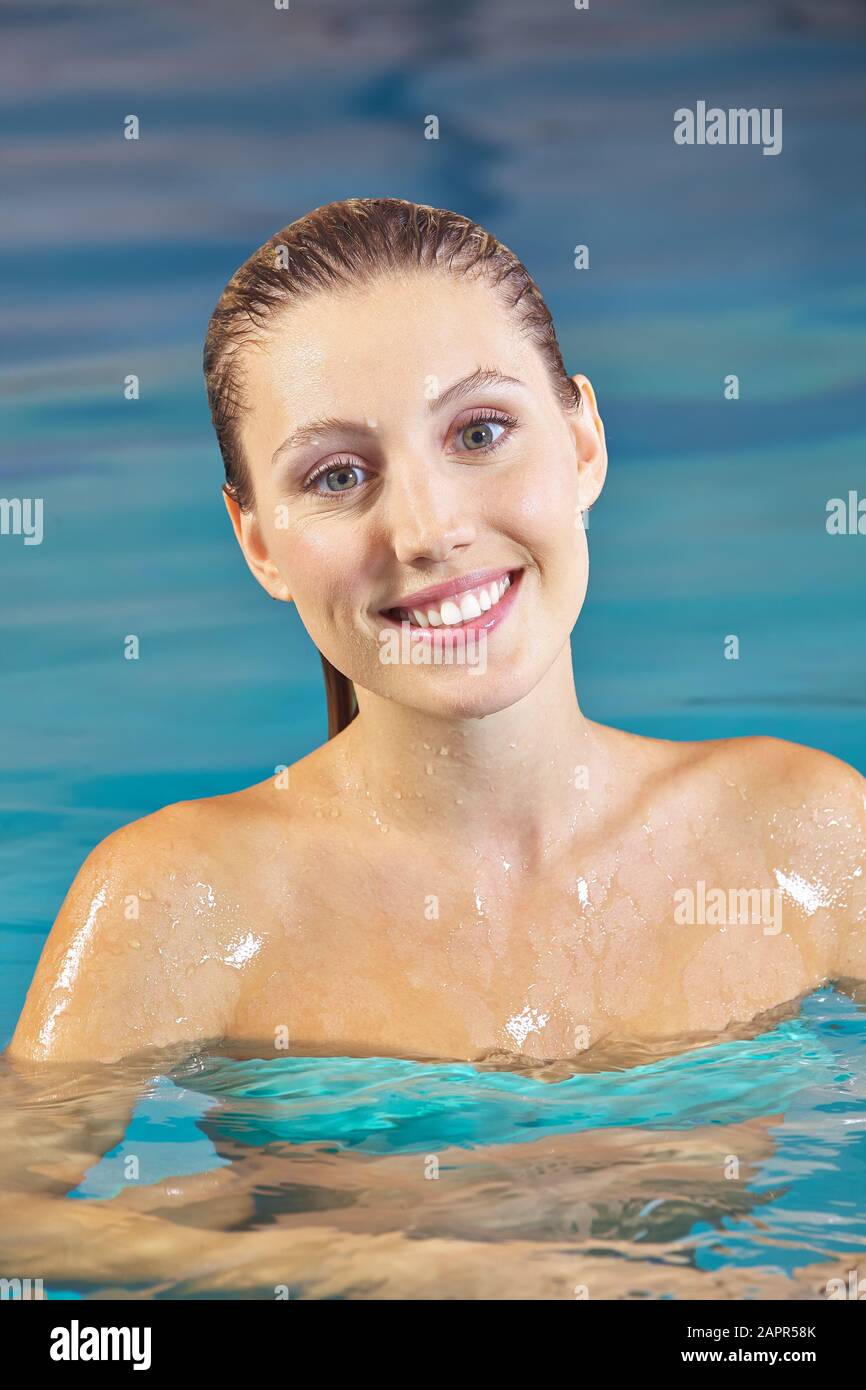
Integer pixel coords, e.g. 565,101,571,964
246,271,537,413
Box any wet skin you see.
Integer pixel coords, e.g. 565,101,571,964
8,270,866,1065
8,719,866,1066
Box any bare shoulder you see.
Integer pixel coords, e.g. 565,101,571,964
696,733,865,976
629,724,865,816
6,783,281,1065
703,732,865,835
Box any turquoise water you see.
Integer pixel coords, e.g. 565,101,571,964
57,988,866,1284
1,0,865,1298
75,994,851,1172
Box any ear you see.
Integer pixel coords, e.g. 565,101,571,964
222,489,292,602
570,373,608,511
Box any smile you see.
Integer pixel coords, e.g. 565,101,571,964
380,568,523,634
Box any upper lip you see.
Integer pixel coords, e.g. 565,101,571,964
382,567,518,612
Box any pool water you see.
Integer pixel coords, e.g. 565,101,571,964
2,0,865,1300
0,986,861,1299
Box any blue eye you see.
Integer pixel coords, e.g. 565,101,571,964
324,465,360,492
307,461,368,496
459,419,507,451
456,410,518,454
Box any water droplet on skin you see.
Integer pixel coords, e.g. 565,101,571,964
394,790,402,799
330,808,340,818
223,931,263,968
505,1004,550,1047
774,868,831,916
439,747,449,756
426,763,434,775
140,889,152,902
129,939,141,949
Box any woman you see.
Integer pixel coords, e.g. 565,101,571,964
9,197,866,1066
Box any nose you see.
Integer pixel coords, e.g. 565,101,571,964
385,453,477,567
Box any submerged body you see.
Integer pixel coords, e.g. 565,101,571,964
9,718,866,1066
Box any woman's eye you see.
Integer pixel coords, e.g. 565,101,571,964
311,462,367,494
458,418,507,451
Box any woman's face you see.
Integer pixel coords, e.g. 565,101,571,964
228,270,607,720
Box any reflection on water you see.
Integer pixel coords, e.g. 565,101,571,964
1,988,864,1299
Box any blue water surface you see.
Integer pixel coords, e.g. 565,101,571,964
65,988,866,1278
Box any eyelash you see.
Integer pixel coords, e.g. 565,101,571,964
302,409,520,499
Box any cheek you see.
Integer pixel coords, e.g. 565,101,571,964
270,520,375,639
274,500,353,573
505,448,580,536
271,523,339,604
501,453,586,580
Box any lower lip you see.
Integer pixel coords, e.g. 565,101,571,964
378,569,523,643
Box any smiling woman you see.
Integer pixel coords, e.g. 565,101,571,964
6,196,866,1069
204,199,594,735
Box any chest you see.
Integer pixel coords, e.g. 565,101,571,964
232,853,698,1057
229,830,820,1058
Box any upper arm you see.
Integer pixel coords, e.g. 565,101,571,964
726,737,866,984
7,805,234,1064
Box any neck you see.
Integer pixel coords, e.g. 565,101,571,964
334,645,609,866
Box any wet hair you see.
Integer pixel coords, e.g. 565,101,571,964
203,196,582,738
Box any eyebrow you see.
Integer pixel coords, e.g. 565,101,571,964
270,367,528,467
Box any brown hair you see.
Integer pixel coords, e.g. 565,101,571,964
203,197,581,739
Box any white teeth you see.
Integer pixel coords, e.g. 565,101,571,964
459,592,482,621
394,572,515,628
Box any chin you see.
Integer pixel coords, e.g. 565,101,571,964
390,663,543,722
